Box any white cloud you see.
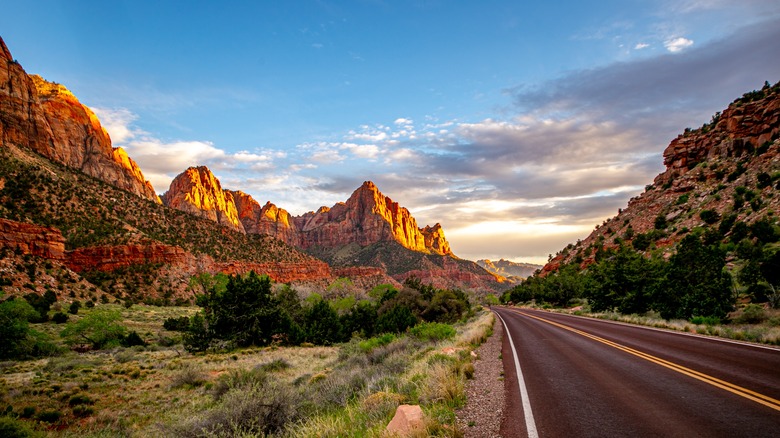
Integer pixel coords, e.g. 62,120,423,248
90,107,138,144
634,42,650,50
394,117,413,125
664,36,694,52
96,107,282,193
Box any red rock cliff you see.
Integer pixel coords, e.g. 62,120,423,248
0,37,159,203
231,190,300,245
291,181,453,255
162,166,245,233
0,218,65,260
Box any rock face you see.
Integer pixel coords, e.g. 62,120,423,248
0,37,159,203
545,81,780,272
175,176,455,257
293,181,452,255
231,190,300,244
0,218,65,260
66,243,191,273
161,167,245,233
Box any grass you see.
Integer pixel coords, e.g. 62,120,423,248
561,307,780,346
0,305,495,437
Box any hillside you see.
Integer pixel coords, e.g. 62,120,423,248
0,143,347,302
545,80,780,273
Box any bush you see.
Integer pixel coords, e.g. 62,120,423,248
358,333,396,353
699,209,720,224
52,312,68,324
121,331,146,347
409,322,456,341
35,410,62,423
170,366,207,389
72,405,94,417
60,309,127,350
376,305,418,334
0,416,41,438
67,301,81,315
163,316,191,331
732,304,767,324
690,316,721,325
68,394,94,407
257,358,290,373
170,380,302,436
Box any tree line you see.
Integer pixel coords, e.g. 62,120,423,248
173,273,472,353
502,222,780,321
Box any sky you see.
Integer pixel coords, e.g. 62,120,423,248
2,1,779,264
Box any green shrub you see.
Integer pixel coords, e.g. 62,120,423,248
163,316,190,331
51,312,68,324
121,331,146,347
35,410,62,423
358,333,396,352
68,301,81,315
699,209,719,224
72,405,94,417
68,394,94,407
257,358,290,373
732,304,767,324
409,322,456,341
0,416,41,438
690,316,721,326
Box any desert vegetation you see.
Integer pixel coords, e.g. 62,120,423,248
0,272,490,437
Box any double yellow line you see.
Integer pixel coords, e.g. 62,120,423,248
514,310,780,412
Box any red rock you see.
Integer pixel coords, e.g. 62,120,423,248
66,243,190,272
0,37,159,203
0,218,65,260
161,166,245,233
386,405,425,436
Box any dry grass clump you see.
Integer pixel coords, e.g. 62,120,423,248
166,380,303,437
581,307,780,345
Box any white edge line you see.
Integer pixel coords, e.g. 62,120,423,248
520,308,780,352
495,309,539,438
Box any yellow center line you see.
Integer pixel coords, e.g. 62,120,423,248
511,309,780,412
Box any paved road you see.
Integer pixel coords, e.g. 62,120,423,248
494,307,780,438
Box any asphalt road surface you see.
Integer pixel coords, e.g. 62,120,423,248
493,307,780,438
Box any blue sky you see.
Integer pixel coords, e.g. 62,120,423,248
2,0,779,264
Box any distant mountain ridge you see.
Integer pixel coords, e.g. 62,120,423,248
477,259,541,279
161,172,453,256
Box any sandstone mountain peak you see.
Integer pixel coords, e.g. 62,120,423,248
0,36,159,203
162,166,245,233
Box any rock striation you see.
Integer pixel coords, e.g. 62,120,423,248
0,218,65,260
161,166,245,233
0,37,159,203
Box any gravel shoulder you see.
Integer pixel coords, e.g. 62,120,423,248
456,313,505,437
